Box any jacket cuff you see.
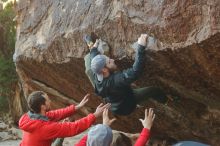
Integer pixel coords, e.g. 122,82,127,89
137,44,145,52
88,113,96,123
90,47,98,51
142,128,150,134
69,105,76,114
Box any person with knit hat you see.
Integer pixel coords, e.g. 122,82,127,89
75,108,155,146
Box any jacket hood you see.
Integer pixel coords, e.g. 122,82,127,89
19,112,48,132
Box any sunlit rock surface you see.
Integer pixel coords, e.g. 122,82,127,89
13,0,220,145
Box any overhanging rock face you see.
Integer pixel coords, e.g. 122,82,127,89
14,0,220,145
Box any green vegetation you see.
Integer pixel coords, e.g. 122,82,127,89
0,2,16,58
0,1,17,112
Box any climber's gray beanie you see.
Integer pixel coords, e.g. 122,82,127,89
91,55,107,81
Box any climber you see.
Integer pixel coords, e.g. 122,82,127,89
19,91,110,146
83,33,172,115
75,108,155,146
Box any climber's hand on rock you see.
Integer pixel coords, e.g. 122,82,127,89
138,34,148,46
92,39,100,48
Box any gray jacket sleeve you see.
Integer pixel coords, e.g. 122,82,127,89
114,44,146,86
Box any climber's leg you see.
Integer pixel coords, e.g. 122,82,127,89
133,86,168,105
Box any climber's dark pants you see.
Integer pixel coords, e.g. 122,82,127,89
133,86,167,104
84,53,168,104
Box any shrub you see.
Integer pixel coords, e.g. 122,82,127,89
0,1,16,112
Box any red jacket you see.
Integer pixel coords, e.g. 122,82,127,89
75,128,150,146
19,105,96,146
134,128,150,146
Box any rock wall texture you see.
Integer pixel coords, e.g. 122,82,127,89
14,0,220,145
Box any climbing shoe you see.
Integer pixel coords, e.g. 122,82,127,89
83,35,94,47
